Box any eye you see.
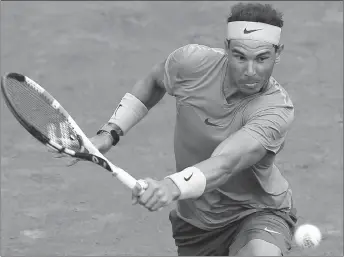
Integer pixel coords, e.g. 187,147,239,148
257,57,269,62
234,55,246,61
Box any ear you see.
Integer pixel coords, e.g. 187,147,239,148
275,44,284,64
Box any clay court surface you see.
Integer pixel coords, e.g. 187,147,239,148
1,1,343,256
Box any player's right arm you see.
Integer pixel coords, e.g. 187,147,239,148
92,43,208,154
91,60,167,154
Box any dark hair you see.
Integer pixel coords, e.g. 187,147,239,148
226,3,283,50
227,3,284,28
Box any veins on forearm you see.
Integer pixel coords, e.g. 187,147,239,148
194,154,242,192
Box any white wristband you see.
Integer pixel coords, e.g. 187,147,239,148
165,167,206,200
108,93,148,135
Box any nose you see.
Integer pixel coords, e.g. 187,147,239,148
244,60,256,77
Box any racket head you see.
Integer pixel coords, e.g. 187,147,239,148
1,72,82,153
2,72,141,190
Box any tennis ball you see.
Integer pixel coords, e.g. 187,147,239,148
294,224,322,248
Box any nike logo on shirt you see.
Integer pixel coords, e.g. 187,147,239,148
204,118,220,127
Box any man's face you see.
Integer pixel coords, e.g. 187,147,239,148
225,39,283,95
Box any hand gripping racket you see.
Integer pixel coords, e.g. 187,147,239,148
1,72,147,194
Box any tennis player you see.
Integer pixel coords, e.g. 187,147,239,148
91,3,298,256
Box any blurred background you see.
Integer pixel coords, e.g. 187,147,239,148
1,1,343,256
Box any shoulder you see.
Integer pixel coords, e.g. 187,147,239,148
163,44,226,95
165,44,226,72
246,77,294,112
243,77,294,126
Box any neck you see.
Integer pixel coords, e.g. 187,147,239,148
223,82,240,99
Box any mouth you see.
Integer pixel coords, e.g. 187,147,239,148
243,83,259,88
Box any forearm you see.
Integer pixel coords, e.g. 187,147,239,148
165,153,245,200
97,61,167,146
193,132,266,191
166,130,267,200
193,155,242,192
104,75,166,135
130,75,166,110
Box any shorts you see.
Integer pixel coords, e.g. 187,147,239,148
169,208,298,256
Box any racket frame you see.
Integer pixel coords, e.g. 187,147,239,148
1,72,144,191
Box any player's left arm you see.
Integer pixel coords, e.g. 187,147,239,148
168,105,294,198
134,104,294,211
192,128,269,191
133,130,266,209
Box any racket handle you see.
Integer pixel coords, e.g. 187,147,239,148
67,123,144,192
109,161,148,194
111,165,139,189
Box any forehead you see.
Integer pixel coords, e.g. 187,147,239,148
230,39,275,54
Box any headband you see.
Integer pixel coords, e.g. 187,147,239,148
227,21,281,45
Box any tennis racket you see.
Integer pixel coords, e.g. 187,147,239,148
1,72,147,194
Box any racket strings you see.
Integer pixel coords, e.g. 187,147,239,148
5,78,81,151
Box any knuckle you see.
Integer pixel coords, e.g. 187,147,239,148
146,204,154,210
145,178,154,184
160,196,168,204
145,179,157,188
138,195,146,203
156,190,165,197
151,184,161,193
